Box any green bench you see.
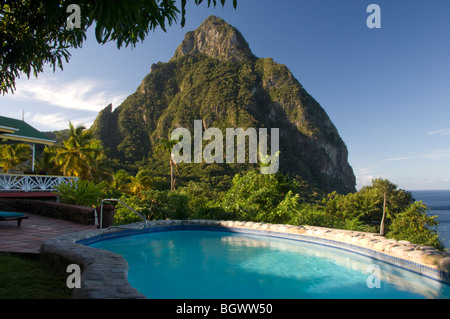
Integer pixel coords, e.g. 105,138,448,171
0,212,28,227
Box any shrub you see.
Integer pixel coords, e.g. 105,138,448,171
115,190,190,223
55,179,106,207
386,201,445,251
289,203,345,229
222,171,299,221
114,195,151,225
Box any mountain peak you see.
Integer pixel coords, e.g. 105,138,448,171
171,15,255,62
92,16,356,194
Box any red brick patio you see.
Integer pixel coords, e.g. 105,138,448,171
0,212,96,254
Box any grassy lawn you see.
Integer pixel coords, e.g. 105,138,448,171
0,253,72,299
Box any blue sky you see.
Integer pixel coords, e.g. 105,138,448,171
1,0,449,191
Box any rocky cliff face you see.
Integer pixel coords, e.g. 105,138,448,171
92,16,356,193
171,16,255,63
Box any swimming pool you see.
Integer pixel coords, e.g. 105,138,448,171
87,227,450,299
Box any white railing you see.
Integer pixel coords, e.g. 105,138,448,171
0,174,78,192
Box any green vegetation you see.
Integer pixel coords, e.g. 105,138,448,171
109,173,445,250
53,159,445,251
43,122,444,251
4,8,445,300
0,253,71,299
0,143,32,173
1,0,238,94
6,16,439,251
54,179,106,207
37,122,113,182
90,17,357,194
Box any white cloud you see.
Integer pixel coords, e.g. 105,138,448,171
427,129,450,136
29,113,67,130
355,167,375,190
1,75,128,131
28,113,96,131
422,149,450,161
383,156,415,162
4,76,127,113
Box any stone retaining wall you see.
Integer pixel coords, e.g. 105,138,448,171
40,227,145,299
40,219,450,299
0,198,95,225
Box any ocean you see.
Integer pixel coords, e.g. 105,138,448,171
411,190,450,249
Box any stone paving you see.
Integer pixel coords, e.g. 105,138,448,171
0,212,96,254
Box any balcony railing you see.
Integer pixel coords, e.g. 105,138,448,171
0,174,78,192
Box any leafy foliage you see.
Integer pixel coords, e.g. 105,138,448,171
55,179,106,207
108,169,132,194
1,0,237,94
41,122,113,182
1,1,81,94
55,161,444,251
386,201,444,251
0,143,31,172
221,171,300,223
320,178,414,231
115,190,190,224
128,169,164,195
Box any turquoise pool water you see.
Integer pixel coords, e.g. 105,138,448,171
89,230,450,299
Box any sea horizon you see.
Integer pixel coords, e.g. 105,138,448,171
411,189,450,249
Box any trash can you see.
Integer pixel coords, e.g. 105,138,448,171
95,204,115,229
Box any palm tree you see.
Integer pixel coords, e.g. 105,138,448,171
129,169,154,195
110,169,132,193
0,143,32,173
84,139,113,183
155,138,181,191
53,122,111,181
35,145,60,175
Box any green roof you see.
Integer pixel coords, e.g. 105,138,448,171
0,116,55,145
